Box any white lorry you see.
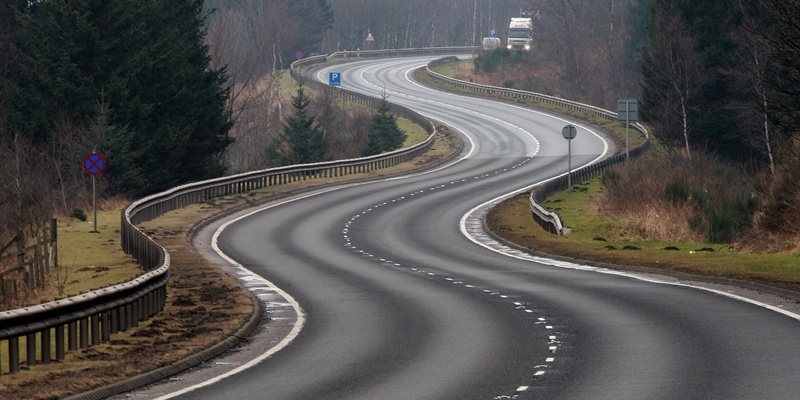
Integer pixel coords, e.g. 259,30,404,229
506,17,533,51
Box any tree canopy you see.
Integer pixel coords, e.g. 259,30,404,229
0,0,232,196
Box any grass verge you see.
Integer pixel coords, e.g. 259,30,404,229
486,180,800,293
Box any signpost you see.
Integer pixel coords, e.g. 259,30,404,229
617,99,638,162
329,72,341,87
83,152,106,233
562,125,577,188
365,32,375,51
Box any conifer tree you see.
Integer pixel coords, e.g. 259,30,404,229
364,94,406,156
2,0,232,195
267,84,329,166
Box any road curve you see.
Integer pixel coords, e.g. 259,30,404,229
170,56,800,400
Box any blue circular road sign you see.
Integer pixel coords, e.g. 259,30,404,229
83,152,107,175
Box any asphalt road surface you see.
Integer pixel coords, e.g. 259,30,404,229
160,56,800,400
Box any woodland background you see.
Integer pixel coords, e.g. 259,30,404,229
1,0,798,251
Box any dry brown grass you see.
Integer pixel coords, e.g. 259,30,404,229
599,200,703,243
745,140,800,252
0,127,462,399
593,149,754,244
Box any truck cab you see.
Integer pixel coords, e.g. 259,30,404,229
506,17,533,51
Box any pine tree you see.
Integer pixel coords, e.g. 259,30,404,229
88,97,143,195
364,95,406,156
3,0,232,195
267,84,329,166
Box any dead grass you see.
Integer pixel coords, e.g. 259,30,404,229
0,127,462,399
486,182,800,294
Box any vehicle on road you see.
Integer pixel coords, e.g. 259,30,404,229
506,14,536,51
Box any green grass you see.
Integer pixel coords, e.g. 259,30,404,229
398,118,429,146
431,62,457,76
56,208,141,296
488,178,800,293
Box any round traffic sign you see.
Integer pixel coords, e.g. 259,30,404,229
562,125,577,140
83,152,107,175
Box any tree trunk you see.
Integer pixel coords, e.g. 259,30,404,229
681,98,691,160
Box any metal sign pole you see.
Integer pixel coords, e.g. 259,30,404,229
92,174,98,233
562,125,577,188
568,137,572,188
618,99,637,163
626,101,630,162
83,151,106,233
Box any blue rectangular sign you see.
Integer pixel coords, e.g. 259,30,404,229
329,72,341,86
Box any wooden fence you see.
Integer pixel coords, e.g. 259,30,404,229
0,219,57,306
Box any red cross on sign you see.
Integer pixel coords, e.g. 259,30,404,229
83,152,107,175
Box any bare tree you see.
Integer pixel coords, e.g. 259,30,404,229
206,1,305,173
642,4,706,159
757,0,800,140
728,15,776,173
0,134,57,245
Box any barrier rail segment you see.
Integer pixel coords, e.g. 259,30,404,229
0,47,477,377
424,57,650,235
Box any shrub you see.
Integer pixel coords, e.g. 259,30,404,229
68,208,87,221
691,198,755,243
595,150,754,243
663,181,689,204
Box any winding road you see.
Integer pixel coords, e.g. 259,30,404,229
159,55,800,400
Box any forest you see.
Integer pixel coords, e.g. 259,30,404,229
1,0,799,248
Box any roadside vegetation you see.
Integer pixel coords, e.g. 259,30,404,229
451,2,800,292
437,55,800,291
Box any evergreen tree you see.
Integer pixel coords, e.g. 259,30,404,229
2,0,232,195
289,0,334,56
267,84,329,166
364,94,407,156
88,97,143,195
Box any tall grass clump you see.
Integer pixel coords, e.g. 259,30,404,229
474,49,531,74
596,151,754,243
747,139,800,251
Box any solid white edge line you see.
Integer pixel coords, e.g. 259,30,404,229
152,192,326,399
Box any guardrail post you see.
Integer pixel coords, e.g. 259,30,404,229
79,317,89,349
130,302,139,328
56,325,65,360
110,307,119,334
26,332,36,366
68,320,77,350
91,314,100,345
9,337,19,373
41,328,51,364
125,303,133,329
